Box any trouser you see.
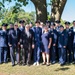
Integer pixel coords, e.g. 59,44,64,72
51,46,56,63
56,42,59,61
10,46,19,65
34,44,41,63
26,45,32,64
21,47,26,64
58,47,66,64
73,47,75,62
7,46,10,61
66,46,73,63
0,47,7,63
21,45,32,64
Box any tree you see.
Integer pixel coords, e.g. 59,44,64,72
31,0,47,23
0,0,67,22
0,6,36,25
50,0,67,21
0,1,5,10
1,0,47,23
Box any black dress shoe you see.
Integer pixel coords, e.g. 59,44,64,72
4,62,8,64
27,63,30,66
22,63,26,66
73,62,75,64
51,61,56,64
0,63,3,64
60,63,65,66
12,64,15,67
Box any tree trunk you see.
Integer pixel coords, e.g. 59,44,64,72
50,0,67,22
31,0,47,23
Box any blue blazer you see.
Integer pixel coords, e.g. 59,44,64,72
58,30,67,48
0,30,8,47
33,26,42,44
49,29,58,46
8,28,21,47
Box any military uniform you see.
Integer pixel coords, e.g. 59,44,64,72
71,26,75,63
33,26,42,64
50,29,57,64
0,23,8,64
58,25,67,65
8,27,21,66
64,22,73,63
55,20,61,61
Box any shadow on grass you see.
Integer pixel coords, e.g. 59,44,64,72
55,67,70,71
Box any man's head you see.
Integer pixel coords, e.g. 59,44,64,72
9,23,14,29
2,23,8,30
35,20,40,27
19,20,25,27
55,20,60,27
73,20,75,26
65,21,70,29
40,22,44,28
50,22,55,29
60,25,64,31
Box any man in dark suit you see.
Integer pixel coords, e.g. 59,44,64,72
20,24,34,66
7,23,14,62
49,22,58,64
32,21,42,66
64,21,73,63
71,20,75,64
19,20,25,63
55,20,61,61
58,25,67,66
0,23,8,64
8,23,21,66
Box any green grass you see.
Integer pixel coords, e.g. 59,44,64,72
0,63,75,75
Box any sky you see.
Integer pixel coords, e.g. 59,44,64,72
3,0,75,22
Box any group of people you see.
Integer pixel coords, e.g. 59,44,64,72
0,19,75,67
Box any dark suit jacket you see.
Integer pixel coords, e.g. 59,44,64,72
20,29,34,49
64,29,73,47
58,30,67,48
49,29,58,46
8,28,21,47
0,30,8,47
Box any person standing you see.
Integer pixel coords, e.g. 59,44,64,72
64,21,73,63
7,23,14,62
8,23,21,66
41,26,52,66
0,23,8,64
49,22,58,64
71,20,75,64
20,24,34,66
32,21,42,66
58,25,67,66
55,20,61,61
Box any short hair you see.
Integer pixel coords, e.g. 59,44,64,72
73,20,75,23
35,20,40,24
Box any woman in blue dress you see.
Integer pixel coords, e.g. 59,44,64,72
41,26,52,66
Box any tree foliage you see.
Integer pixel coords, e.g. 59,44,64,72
0,6,36,25
0,0,67,22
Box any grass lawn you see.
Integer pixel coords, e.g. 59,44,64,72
0,62,75,75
